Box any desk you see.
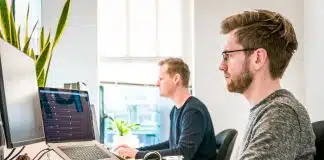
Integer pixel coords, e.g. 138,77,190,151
3,142,62,160
3,142,137,160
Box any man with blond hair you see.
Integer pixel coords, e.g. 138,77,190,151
218,9,316,159
116,58,217,160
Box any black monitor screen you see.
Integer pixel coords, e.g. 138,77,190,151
38,87,94,143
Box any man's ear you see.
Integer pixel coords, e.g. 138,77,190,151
173,73,181,84
251,48,268,70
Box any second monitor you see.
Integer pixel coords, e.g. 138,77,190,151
0,38,45,149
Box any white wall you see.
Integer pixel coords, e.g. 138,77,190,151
304,0,324,122
192,0,304,159
41,0,99,121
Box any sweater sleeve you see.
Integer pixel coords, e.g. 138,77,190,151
239,104,301,160
136,109,205,160
137,140,169,151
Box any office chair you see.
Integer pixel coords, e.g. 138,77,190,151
215,129,238,160
312,121,324,160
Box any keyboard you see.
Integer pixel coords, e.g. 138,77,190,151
59,145,115,160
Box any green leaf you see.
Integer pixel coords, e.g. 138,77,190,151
40,27,44,53
35,32,51,86
23,20,38,55
9,4,19,48
36,41,51,75
0,30,3,39
29,48,35,60
36,41,51,87
52,0,70,49
24,2,30,44
37,69,46,87
40,0,70,87
17,25,21,50
0,0,12,42
44,32,51,49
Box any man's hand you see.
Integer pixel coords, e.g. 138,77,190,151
117,147,139,158
115,144,131,150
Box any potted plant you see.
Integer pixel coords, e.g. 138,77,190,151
107,116,140,148
0,0,70,87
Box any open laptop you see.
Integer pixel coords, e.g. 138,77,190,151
38,87,125,160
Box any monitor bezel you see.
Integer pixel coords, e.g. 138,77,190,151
0,42,45,148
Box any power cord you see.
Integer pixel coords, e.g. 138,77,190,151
4,148,16,160
9,146,25,160
32,148,51,160
36,149,53,160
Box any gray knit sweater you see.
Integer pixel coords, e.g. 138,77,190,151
238,89,316,160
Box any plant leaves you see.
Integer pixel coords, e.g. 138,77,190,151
36,33,51,76
9,1,18,48
39,26,44,54
36,41,51,87
30,48,35,60
17,25,21,50
24,2,30,44
0,0,12,42
23,20,38,56
39,0,70,87
52,0,70,49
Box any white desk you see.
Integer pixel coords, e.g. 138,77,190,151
3,142,137,160
3,142,62,160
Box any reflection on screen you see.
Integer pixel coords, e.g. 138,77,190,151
39,89,94,142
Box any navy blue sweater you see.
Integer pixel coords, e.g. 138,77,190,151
136,96,217,160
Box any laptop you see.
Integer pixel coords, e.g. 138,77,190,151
38,87,124,160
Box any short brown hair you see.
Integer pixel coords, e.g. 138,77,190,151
159,57,190,88
221,9,298,78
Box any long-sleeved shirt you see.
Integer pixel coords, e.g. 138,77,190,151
136,96,217,160
238,89,316,160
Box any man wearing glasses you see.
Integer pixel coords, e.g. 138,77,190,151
219,10,316,159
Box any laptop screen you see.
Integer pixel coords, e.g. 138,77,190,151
38,87,95,143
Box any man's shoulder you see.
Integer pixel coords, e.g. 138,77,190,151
183,96,208,111
253,89,307,118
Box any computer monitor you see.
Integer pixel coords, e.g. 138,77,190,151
0,39,45,148
38,87,95,143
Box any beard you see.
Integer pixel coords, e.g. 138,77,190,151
227,62,253,93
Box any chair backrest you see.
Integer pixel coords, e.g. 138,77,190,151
312,121,324,160
215,129,238,160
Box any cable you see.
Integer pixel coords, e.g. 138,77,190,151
32,148,50,160
4,148,16,160
9,146,25,160
36,149,53,160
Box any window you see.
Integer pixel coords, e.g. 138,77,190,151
98,0,191,147
98,0,183,58
100,84,173,147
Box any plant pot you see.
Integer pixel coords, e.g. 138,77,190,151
112,134,139,149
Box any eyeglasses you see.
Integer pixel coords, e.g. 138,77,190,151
221,48,256,62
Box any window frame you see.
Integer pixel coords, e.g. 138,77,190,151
98,0,191,60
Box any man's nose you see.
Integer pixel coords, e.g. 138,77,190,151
219,61,227,71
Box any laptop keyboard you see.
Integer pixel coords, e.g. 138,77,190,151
59,145,115,160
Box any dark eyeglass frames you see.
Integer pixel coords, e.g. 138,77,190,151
222,48,256,62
